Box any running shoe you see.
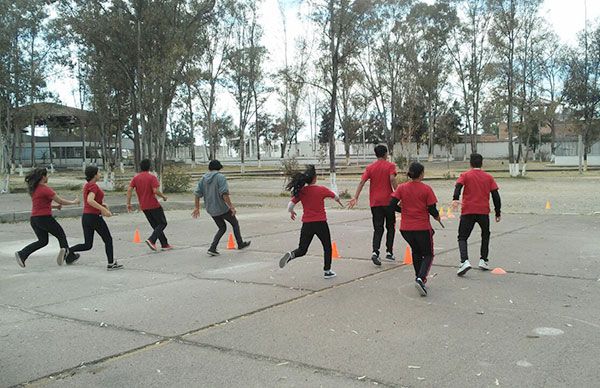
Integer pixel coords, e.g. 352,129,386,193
415,278,427,296
279,252,293,268
457,259,472,276
371,252,381,266
15,252,25,268
207,249,220,256
145,240,157,252
66,253,81,265
324,270,337,279
384,252,396,262
238,241,251,250
56,248,67,266
478,259,490,271
161,245,174,251
107,262,124,271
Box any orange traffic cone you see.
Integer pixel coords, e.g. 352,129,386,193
133,228,141,243
491,267,507,275
403,246,412,265
331,241,340,259
227,233,236,249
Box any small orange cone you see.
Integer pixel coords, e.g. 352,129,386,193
491,267,507,275
545,200,551,210
403,246,412,265
331,241,340,259
227,233,236,249
133,228,141,243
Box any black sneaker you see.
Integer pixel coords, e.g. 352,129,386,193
385,252,396,262
66,253,80,265
324,270,337,279
279,252,293,268
15,252,25,268
238,241,251,250
207,249,220,256
371,252,381,266
415,278,427,296
107,262,124,271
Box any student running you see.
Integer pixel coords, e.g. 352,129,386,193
67,166,123,270
127,159,172,252
452,153,501,276
348,144,398,266
279,165,344,279
14,167,80,268
192,160,251,255
389,162,440,296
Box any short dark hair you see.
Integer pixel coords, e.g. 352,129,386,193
208,160,223,171
470,153,483,168
374,145,388,158
407,162,424,179
140,159,151,171
85,165,99,182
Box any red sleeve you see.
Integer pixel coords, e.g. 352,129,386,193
456,173,466,185
490,176,499,191
391,185,402,200
129,176,136,188
323,186,335,198
291,196,300,204
426,186,438,206
151,175,159,188
389,163,397,176
361,166,370,181
45,186,56,199
90,184,100,196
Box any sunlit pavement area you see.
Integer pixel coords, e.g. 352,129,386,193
1,206,600,387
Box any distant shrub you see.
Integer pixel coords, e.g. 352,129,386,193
394,155,407,170
281,157,300,177
162,167,191,193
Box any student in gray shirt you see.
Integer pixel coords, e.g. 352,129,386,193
192,160,251,256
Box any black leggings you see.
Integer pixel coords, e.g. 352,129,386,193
210,210,243,250
143,207,168,246
69,214,114,264
371,206,396,254
400,230,434,282
457,214,490,262
291,221,332,271
19,216,69,261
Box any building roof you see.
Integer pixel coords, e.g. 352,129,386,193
12,102,97,129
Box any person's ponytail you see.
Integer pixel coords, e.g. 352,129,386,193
25,168,48,196
286,165,317,198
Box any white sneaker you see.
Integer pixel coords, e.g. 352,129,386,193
478,259,490,271
56,248,67,266
324,270,337,279
457,260,472,276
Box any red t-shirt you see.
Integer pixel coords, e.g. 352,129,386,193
31,184,55,217
291,185,336,223
392,181,437,231
83,181,104,215
130,172,161,210
361,159,397,207
456,169,499,215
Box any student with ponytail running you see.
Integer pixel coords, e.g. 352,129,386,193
68,166,123,271
15,168,80,268
279,165,344,279
389,163,440,296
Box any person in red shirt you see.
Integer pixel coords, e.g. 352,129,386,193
389,163,440,296
15,168,80,268
279,165,344,279
348,145,398,266
126,159,172,252
452,153,501,276
67,166,123,270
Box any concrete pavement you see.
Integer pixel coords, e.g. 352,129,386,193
1,207,599,387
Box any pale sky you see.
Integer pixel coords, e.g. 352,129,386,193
47,0,600,142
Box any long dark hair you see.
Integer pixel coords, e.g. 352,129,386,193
286,165,317,198
25,168,47,196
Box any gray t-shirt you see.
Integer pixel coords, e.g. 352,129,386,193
193,171,231,217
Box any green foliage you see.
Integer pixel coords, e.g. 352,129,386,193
394,155,407,170
281,157,299,177
161,167,191,193
338,189,352,199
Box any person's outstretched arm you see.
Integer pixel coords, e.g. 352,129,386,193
52,194,80,206
348,179,367,208
452,183,463,209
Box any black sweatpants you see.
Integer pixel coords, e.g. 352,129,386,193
69,214,114,264
371,206,396,254
143,207,168,246
291,221,332,271
210,210,243,250
19,216,69,261
400,230,434,282
457,214,490,263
